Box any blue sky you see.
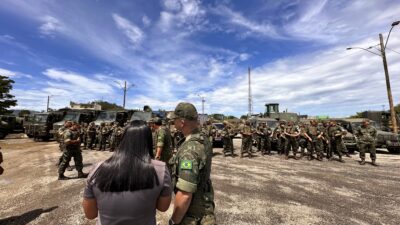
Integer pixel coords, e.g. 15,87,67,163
0,0,399,117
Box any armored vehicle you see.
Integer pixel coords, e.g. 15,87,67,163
0,115,25,139
93,110,132,127
341,118,400,154
51,110,99,139
24,112,65,140
264,103,300,122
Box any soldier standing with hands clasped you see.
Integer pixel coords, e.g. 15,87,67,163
168,102,216,225
356,119,378,166
58,122,88,180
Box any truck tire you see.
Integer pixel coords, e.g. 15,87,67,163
387,147,400,154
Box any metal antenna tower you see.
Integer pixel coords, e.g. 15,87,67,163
248,66,252,118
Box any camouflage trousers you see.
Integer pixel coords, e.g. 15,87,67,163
331,138,345,157
276,137,286,154
260,137,271,155
298,138,308,155
58,147,83,174
181,214,216,225
241,136,252,157
285,137,298,156
223,136,233,156
308,140,323,158
87,134,96,149
98,136,107,151
359,142,376,160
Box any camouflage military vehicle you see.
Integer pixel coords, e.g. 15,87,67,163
93,110,132,127
24,112,65,140
51,110,99,140
341,118,400,154
0,115,25,139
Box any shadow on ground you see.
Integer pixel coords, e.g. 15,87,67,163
0,206,58,225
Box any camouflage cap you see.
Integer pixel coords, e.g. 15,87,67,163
169,102,198,121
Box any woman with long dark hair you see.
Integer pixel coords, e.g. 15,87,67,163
82,120,172,225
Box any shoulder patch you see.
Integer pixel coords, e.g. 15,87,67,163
180,160,193,170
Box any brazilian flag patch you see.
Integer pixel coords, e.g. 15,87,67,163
180,160,193,170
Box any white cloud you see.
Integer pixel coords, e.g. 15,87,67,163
211,5,282,39
167,73,187,84
0,68,16,77
43,69,113,94
112,13,144,48
239,53,250,61
39,15,62,36
142,15,151,27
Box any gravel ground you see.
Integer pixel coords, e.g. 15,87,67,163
0,136,399,225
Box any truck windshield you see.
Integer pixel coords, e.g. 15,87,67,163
213,123,224,130
63,113,79,122
351,121,377,129
97,111,117,120
267,121,278,128
34,114,48,123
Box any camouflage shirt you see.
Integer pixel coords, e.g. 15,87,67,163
63,129,80,150
171,128,215,218
356,125,377,143
155,126,173,163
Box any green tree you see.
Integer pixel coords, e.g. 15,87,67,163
349,112,363,118
395,104,400,114
18,109,30,117
240,115,248,120
0,75,17,114
92,101,124,110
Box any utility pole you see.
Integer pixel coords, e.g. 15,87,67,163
196,94,205,115
114,80,134,109
248,66,252,118
47,95,50,112
379,33,398,134
123,81,127,109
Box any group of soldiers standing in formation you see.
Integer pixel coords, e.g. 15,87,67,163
56,120,125,180
54,116,379,180
221,119,378,166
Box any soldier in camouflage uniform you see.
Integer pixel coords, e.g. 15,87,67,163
356,119,378,166
240,120,253,158
169,102,215,225
222,121,234,157
56,121,72,167
153,118,173,166
259,122,272,155
284,121,300,160
273,121,286,155
255,123,263,152
328,121,345,163
322,121,331,159
80,123,88,150
303,120,324,161
58,123,87,180
86,122,96,150
298,123,308,158
97,122,109,151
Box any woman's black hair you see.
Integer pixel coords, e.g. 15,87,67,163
92,120,159,192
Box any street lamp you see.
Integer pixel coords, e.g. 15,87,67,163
346,21,399,133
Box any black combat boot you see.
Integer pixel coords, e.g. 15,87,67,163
345,152,351,158
338,156,345,163
371,159,378,166
58,174,68,180
77,171,88,178
360,159,366,165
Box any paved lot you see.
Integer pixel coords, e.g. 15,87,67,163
0,136,399,225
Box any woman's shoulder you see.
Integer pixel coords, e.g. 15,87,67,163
150,159,166,168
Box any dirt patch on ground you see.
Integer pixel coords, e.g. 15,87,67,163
0,138,399,225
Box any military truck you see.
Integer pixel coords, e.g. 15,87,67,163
51,110,99,139
129,111,152,122
93,110,133,127
0,115,25,139
264,103,300,122
341,118,400,154
24,112,65,140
